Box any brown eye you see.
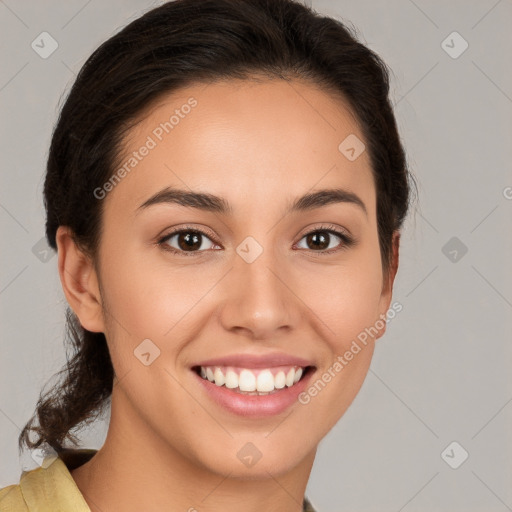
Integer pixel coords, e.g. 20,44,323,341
295,225,355,254
158,228,217,256
304,231,330,250
175,232,202,251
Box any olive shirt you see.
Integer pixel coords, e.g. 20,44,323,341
0,449,317,511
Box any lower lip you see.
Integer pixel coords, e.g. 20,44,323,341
194,368,315,417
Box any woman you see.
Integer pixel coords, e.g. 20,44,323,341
0,0,416,510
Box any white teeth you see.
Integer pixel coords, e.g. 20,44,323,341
213,367,225,387
239,369,256,392
285,368,295,387
224,369,239,389
274,371,286,389
197,365,307,393
256,370,275,392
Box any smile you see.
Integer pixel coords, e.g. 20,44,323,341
195,365,309,395
192,363,315,417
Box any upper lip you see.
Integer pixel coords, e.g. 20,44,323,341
193,352,315,369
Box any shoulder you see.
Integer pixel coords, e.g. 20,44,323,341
0,449,96,511
0,483,28,511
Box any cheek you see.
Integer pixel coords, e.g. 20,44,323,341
304,255,384,349
328,277,382,343
100,248,192,335
302,248,383,426
98,248,223,371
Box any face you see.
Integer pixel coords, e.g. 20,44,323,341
63,78,398,479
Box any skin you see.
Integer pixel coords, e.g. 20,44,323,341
58,77,399,512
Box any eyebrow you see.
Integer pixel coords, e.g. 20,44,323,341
136,186,367,217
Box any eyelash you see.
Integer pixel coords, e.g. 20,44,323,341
157,223,355,257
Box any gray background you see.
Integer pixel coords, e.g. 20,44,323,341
1,1,511,511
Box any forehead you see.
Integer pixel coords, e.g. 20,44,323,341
105,78,375,220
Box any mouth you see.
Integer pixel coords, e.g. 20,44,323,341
190,352,317,417
192,364,315,395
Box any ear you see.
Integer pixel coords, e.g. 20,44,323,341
375,230,401,340
55,226,105,333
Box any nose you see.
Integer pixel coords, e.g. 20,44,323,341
218,244,300,340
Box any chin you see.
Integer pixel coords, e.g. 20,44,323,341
192,436,314,480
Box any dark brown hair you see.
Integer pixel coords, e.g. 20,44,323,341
19,0,417,455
